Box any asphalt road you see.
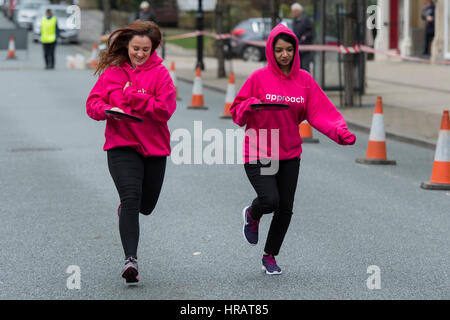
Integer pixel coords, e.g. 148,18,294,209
0,22,449,300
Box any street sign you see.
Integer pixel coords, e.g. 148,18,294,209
177,0,217,11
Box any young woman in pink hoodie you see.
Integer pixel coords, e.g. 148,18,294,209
86,21,176,285
230,24,356,275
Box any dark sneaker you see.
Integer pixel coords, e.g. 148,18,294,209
242,206,259,245
122,257,139,285
262,254,282,275
117,203,121,218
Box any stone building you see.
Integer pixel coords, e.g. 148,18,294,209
375,0,449,60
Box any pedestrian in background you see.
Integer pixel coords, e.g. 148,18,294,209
135,1,157,24
230,24,355,275
86,21,176,285
41,9,59,69
291,2,313,72
421,0,435,56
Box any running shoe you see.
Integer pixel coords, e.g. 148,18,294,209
262,254,282,275
242,206,259,245
122,256,139,285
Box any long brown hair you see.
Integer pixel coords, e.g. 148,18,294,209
95,20,161,76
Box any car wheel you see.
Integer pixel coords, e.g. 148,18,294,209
242,46,262,62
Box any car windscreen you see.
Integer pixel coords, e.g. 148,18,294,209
22,3,42,9
53,9,69,18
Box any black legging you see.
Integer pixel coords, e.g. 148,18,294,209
107,147,167,259
244,158,300,256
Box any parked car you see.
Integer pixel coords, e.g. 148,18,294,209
230,18,293,62
13,0,49,29
32,4,79,44
0,0,7,15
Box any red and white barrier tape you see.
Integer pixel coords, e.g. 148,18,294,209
164,31,450,65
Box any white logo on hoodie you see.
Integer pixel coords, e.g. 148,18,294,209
266,93,304,104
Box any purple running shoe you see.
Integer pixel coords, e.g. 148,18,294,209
242,206,259,245
262,254,282,275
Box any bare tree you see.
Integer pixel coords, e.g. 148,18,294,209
102,0,111,34
270,0,280,29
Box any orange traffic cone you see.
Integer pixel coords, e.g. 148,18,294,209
187,67,208,109
169,62,181,101
299,121,319,143
421,110,450,190
356,97,396,165
88,42,99,69
7,35,16,59
99,34,109,51
220,72,235,119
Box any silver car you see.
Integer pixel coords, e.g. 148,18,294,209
32,4,79,44
13,0,49,29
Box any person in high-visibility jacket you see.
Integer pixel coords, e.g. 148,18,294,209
41,9,60,69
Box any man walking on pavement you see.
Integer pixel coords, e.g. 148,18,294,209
291,3,313,73
135,1,157,24
421,0,435,57
41,9,59,69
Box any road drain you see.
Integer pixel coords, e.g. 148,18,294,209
9,147,62,153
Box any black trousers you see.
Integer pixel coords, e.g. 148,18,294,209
107,147,167,258
43,42,56,68
244,158,300,256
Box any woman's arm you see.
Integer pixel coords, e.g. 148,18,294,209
229,75,260,127
304,74,355,145
123,69,176,122
86,73,111,121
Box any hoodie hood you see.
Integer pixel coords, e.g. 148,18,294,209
265,23,300,79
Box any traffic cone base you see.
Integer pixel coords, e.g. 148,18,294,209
420,181,450,190
355,157,397,165
421,110,450,190
299,122,319,143
302,137,320,143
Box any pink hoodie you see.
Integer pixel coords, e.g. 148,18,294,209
86,51,176,157
230,24,355,163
